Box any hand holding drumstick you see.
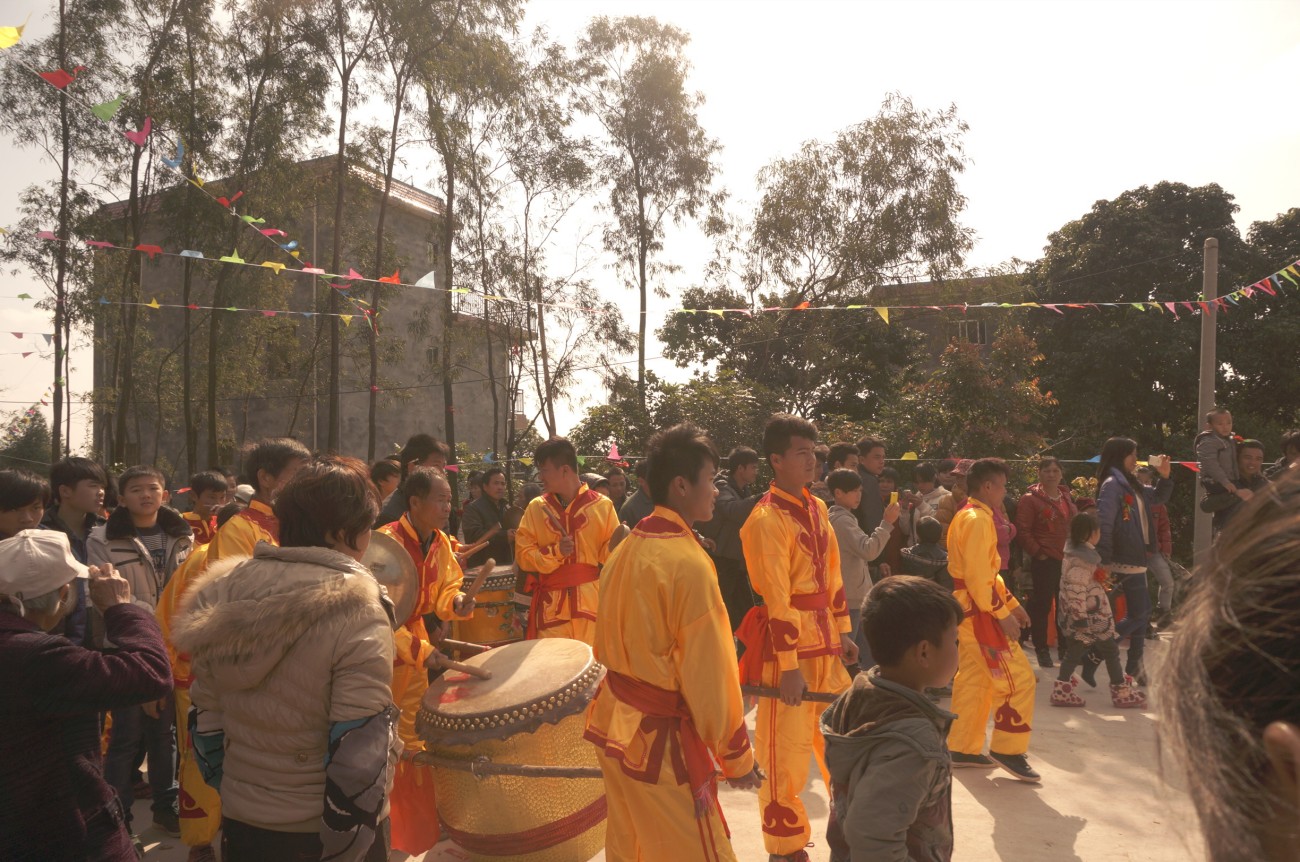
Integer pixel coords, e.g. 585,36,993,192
543,508,575,557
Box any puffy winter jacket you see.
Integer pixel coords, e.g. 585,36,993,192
695,471,760,563
828,504,892,608
1014,484,1077,562
174,543,398,836
1057,541,1114,645
87,506,193,648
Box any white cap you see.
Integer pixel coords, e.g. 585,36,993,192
234,484,255,504
0,530,90,601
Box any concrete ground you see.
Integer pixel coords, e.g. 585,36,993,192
138,634,1205,861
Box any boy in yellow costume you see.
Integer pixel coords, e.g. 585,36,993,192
738,415,857,862
946,458,1040,782
515,437,618,644
585,424,763,861
205,438,309,564
377,466,476,855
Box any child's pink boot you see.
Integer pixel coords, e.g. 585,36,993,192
1050,678,1085,707
1111,675,1148,709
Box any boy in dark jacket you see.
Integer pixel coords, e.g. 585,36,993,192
823,576,964,862
901,516,951,590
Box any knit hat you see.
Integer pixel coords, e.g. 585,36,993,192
0,530,89,601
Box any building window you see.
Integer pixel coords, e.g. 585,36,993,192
950,319,988,345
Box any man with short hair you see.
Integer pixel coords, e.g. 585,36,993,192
619,459,655,527
374,434,450,527
854,437,887,535
370,459,402,502
1265,429,1300,479
515,437,619,645
41,456,108,645
739,415,856,862
584,424,761,860
461,466,514,568
946,458,1039,782
811,443,860,504
605,466,629,511
696,446,763,632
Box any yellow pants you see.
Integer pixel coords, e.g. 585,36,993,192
947,617,1036,756
599,749,737,862
174,688,221,847
755,654,851,855
536,617,596,646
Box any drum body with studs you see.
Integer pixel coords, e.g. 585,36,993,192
417,638,606,862
452,564,522,646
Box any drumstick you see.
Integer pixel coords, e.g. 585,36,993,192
428,651,493,680
433,636,492,656
462,558,496,602
740,685,839,704
543,506,568,537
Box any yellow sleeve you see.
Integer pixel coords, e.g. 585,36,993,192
674,546,754,779
515,501,563,574
432,535,470,620
819,503,852,635
393,624,436,669
995,575,1021,614
741,506,801,672
961,513,1009,619
207,516,255,564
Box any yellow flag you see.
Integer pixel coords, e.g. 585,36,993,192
146,297,160,309
901,452,918,461
261,261,285,275
340,314,353,327
0,16,28,49
875,307,890,325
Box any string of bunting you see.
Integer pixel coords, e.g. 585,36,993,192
674,259,1300,320
0,28,377,329
8,332,54,343
1,389,53,443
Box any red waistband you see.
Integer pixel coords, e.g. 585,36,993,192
790,592,829,611
604,670,714,810
541,562,600,588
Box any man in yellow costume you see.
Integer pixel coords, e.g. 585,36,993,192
946,457,1040,782
205,438,309,564
515,437,618,645
585,424,763,861
738,414,857,862
377,466,476,855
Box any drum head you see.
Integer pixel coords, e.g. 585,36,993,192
418,639,604,746
361,530,418,628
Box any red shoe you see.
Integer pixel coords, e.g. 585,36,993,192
1111,676,1147,709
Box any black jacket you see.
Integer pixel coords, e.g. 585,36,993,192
461,495,513,567
696,471,759,564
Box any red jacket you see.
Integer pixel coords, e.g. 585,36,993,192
1152,502,1172,556
1015,483,1078,561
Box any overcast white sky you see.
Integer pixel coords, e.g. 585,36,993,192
2,0,1298,458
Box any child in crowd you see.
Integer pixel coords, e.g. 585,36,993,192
41,457,108,644
1050,511,1146,709
875,467,906,574
1195,407,1247,520
823,576,964,862
901,516,951,590
370,458,402,501
826,468,899,667
183,470,229,547
89,465,195,842
0,468,49,540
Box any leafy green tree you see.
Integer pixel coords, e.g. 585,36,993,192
881,324,1054,459
0,410,53,471
576,16,721,409
1024,182,1255,460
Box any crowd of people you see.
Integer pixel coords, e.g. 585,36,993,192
1,409,1298,862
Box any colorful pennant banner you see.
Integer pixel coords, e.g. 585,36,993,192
671,259,1300,320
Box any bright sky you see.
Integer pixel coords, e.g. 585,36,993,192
2,0,1298,458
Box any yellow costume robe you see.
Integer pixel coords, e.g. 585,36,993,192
205,498,277,564
738,484,853,856
946,498,1036,757
585,507,754,862
377,515,473,855
181,510,216,547
514,483,618,645
156,544,221,847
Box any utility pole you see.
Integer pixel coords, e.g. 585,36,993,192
1193,237,1218,566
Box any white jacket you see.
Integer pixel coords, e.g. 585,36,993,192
173,543,398,834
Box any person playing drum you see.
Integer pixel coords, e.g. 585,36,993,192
584,423,762,861
515,437,619,645
376,466,476,856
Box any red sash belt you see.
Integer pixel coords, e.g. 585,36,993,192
950,577,1009,673
604,670,717,813
526,562,599,639
734,592,830,686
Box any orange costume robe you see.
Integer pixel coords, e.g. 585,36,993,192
514,483,618,645
182,510,216,547
946,499,1036,757
737,484,853,856
156,545,221,847
205,498,278,564
585,507,754,862
377,515,473,855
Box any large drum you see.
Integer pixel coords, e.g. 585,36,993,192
453,564,523,646
416,638,607,862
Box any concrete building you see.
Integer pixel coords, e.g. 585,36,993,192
93,157,514,476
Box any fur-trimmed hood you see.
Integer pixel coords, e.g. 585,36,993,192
104,504,192,541
173,542,390,693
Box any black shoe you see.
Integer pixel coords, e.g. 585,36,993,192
989,751,1042,783
1035,648,1054,668
152,806,180,837
949,751,996,768
1080,652,1101,688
